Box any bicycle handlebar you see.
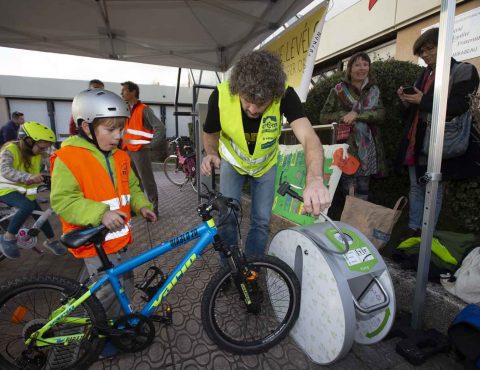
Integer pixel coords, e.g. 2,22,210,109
198,185,240,218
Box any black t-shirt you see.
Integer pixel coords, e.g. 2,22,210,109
203,86,306,154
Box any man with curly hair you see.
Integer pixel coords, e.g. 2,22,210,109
201,50,330,256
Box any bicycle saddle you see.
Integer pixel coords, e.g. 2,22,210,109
60,224,107,249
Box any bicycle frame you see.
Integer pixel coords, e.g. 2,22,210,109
29,218,219,346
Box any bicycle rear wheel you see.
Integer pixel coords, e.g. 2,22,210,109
163,155,187,186
201,255,301,354
0,275,107,370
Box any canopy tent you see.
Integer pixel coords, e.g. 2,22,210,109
0,0,460,336
0,0,311,72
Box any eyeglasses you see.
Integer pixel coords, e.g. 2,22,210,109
35,142,52,151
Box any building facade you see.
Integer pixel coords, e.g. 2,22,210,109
314,0,480,75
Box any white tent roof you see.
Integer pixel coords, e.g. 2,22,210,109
0,0,311,72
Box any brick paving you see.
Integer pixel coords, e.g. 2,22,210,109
0,171,464,369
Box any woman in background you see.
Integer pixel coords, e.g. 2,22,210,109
396,28,480,238
320,52,386,200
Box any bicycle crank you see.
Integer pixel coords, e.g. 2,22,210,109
110,313,155,352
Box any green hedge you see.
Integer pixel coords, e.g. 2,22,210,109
306,59,480,233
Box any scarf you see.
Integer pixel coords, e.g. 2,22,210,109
335,79,381,171
404,67,435,166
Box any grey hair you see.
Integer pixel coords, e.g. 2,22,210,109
229,50,286,104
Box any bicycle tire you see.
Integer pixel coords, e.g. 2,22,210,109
163,155,187,186
0,274,107,370
201,254,301,354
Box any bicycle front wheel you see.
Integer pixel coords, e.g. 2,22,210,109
0,274,107,370
163,155,187,186
201,255,301,354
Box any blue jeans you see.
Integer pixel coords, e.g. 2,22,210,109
219,160,276,257
408,166,443,230
0,191,54,238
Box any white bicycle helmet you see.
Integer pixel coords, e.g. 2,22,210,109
72,89,130,125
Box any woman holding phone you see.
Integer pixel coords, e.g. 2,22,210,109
396,28,479,239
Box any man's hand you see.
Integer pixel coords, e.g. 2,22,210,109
201,154,221,176
342,111,358,125
302,177,331,216
140,207,157,222
102,210,127,230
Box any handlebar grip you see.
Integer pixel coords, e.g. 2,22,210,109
212,197,229,213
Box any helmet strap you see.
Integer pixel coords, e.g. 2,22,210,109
79,121,109,154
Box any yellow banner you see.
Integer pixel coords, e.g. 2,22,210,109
263,2,328,91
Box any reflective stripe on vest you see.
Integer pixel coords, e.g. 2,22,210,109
217,81,282,177
51,146,133,258
122,102,154,151
101,195,131,241
0,142,42,200
0,183,37,195
219,141,274,176
125,128,153,145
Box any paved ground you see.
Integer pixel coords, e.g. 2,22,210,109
0,171,464,369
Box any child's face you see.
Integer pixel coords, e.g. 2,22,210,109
32,140,52,155
94,123,123,151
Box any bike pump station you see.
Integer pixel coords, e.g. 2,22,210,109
268,221,395,364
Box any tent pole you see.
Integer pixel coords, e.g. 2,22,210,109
174,68,182,138
411,0,455,330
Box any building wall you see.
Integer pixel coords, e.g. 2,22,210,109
316,0,442,62
396,0,480,70
315,0,480,71
0,75,212,140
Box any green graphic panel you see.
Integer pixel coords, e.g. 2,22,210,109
272,147,333,225
325,228,378,273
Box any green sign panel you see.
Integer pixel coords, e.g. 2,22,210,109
272,146,333,225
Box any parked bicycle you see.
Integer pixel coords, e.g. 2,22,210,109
0,176,57,262
163,136,197,192
0,185,301,369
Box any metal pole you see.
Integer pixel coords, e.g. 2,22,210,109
174,68,182,137
411,0,455,330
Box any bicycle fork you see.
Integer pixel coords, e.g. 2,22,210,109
213,236,260,312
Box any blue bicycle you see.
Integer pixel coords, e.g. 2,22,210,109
0,188,300,369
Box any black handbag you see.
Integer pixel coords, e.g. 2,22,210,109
422,110,472,159
421,62,473,159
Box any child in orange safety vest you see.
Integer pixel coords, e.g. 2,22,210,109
50,89,157,322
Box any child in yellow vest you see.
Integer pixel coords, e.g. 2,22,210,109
0,122,66,258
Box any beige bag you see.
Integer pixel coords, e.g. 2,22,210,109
340,192,407,250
